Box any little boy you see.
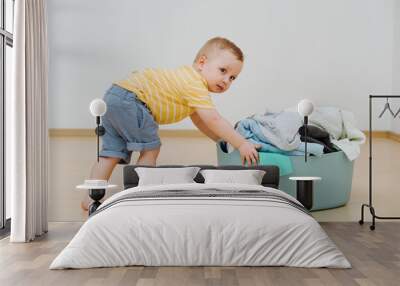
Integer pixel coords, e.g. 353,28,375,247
82,37,260,210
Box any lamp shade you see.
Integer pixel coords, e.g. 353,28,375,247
297,99,314,117
89,99,107,117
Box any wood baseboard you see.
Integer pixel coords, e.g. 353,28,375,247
388,132,400,143
363,131,388,138
49,128,400,142
363,131,400,142
49,128,205,138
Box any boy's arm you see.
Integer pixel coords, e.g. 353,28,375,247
194,108,246,148
190,112,220,142
194,108,260,165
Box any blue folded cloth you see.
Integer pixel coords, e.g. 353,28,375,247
235,117,324,156
235,112,302,150
246,138,324,157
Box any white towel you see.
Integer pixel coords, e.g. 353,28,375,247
308,107,365,161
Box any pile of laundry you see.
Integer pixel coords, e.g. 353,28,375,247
223,106,365,161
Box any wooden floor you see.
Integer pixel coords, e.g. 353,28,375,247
1,221,399,286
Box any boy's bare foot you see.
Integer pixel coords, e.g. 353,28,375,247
81,196,93,211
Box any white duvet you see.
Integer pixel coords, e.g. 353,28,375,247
50,183,351,269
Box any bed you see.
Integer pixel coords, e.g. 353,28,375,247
50,165,350,269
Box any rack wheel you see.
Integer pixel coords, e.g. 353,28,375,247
370,225,375,231
358,220,364,225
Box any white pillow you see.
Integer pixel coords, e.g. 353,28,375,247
135,167,201,186
200,169,266,185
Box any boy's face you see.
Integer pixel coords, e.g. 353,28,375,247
195,49,243,93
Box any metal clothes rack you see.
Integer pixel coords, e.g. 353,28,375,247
359,95,400,230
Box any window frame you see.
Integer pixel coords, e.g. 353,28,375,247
0,0,14,236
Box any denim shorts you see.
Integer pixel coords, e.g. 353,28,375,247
99,85,161,164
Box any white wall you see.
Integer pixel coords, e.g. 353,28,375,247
47,0,395,130
391,0,400,133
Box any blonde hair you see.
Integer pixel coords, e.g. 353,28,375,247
194,37,244,63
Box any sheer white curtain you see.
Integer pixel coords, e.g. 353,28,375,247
8,0,49,242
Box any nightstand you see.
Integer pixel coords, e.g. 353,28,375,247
76,182,117,215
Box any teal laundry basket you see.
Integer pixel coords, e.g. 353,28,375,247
216,143,354,211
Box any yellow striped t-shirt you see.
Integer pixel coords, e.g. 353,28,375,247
115,65,215,124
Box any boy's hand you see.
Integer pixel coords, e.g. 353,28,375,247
238,141,261,166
